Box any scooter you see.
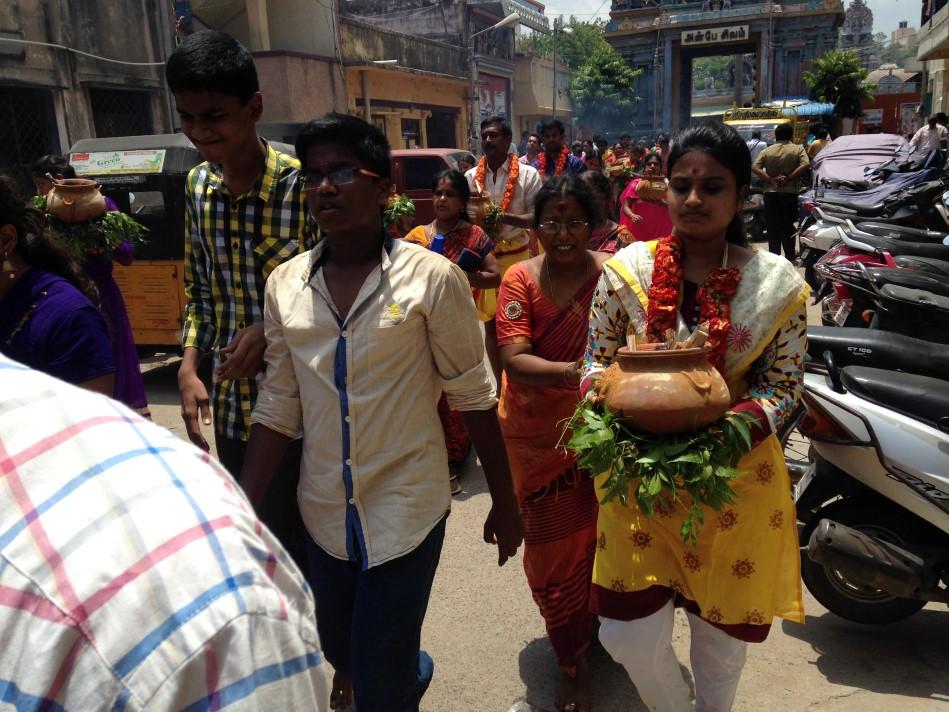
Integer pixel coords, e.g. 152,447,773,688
793,327,949,624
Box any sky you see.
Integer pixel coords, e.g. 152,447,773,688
540,0,913,39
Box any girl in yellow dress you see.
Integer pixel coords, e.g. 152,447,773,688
580,122,809,711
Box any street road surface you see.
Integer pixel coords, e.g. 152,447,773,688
142,358,948,712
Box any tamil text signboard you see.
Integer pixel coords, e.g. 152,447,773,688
681,25,749,47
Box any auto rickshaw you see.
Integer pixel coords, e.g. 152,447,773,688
69,134,294,349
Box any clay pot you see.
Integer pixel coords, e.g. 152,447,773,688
467,195,492,227
598,345,731,434
46,178,106,224
636,177,668,203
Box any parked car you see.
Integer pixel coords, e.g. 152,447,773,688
390,149,473,225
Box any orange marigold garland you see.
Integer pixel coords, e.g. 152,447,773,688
474,155,519,211
535,145,570,177
646,236,742,374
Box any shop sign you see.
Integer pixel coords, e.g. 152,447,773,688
70,149,166,175
478,73,510,120
681,25,749,47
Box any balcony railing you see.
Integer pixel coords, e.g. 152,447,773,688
921,0,948,27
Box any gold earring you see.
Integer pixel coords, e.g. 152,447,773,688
2,253,14,279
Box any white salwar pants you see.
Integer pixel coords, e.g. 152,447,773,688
599,600,748,712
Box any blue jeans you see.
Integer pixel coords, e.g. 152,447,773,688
305,517,446,712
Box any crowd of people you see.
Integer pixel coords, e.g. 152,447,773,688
0,29,815,712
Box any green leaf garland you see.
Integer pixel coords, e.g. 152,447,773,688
566,402,759,546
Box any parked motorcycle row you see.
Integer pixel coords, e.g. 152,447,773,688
778,133,949,625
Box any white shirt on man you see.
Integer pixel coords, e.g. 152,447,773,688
465,156,542,239
911,123,948,153
252,237,496,568
747,137,767,163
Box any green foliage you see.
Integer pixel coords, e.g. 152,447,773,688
803,50,875,119
34,196,148,262
566,403,758,546
383,194,415,229
570,47,642,134
517,19,610,71
518,19,641,132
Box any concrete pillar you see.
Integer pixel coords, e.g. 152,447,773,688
246,0,271,52
733,53,744,106
662,35,675,131
361,69,371,123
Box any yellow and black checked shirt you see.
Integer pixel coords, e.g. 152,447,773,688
182,141,315,441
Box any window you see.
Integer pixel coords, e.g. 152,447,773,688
89,88,154,138
403,157,446,190
0,86,59,192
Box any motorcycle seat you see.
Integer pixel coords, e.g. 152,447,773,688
817,210,909,225
840,366,949,431
893,255,949,277
849,233,949,260
879,284,949,313
807,326,949,380
855,222,948,243
866,267,949,297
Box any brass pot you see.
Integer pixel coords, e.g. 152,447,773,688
46,178,106,224
598,345,730,434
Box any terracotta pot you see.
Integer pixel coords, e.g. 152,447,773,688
46,178,106,224
598,345,730,434
467,195,492,227
636,177,668,203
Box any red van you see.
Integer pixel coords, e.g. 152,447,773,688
390,149,474,225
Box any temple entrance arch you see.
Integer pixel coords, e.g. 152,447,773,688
604,1,845,137
676,39,758,128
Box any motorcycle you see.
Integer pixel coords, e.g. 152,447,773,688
742,187,766,243
792,327,949,624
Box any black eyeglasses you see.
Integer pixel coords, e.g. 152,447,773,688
537,219,590,237
302,166,380,189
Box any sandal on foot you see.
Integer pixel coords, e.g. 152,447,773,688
449,472,462,496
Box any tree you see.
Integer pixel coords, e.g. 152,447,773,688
803,49,875,119
570,46,642,133
518,18,642,132
516,18,608,71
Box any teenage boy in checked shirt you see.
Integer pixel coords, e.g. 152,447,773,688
240,113,524,712
166,31,314,567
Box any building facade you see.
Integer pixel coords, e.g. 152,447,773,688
339,16,470,148
342,0,550,147
513,54,575,139
0,0,174,185
185,0,348,124
604,0,845,135
917,0,949,117
859,65,922,134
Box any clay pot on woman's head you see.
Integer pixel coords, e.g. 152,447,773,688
45,178,107,224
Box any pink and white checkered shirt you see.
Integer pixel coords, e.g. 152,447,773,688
0,356,328,710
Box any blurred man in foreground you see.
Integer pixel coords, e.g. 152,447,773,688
0,355,328,710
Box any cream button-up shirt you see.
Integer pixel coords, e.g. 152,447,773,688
252,236,496,568
465,156,542,240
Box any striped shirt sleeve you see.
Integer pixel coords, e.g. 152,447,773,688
182,167,217,353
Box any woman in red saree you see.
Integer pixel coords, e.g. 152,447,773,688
619,150,673,242
404,169,500,493
496,175,608,712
